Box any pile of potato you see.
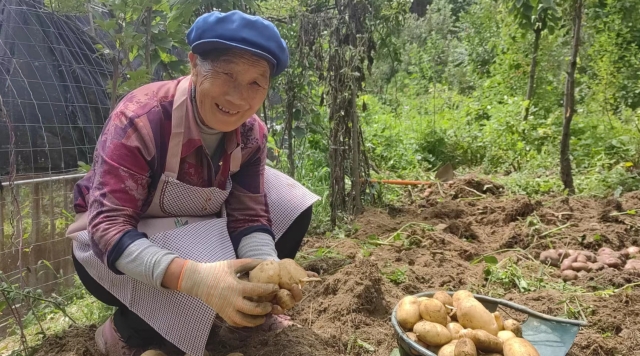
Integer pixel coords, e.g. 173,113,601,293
538,246,640,282
396,290,539,356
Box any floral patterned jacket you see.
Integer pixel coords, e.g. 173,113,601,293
73,76,273,273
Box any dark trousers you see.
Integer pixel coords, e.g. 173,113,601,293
73,206,312,348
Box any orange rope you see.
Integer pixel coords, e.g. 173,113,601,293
362,178,433,186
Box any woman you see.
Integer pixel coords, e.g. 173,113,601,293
66,10,319,356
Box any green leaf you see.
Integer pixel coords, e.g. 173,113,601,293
292,126,306,138
484,255,499,265
154,36,173,49
0,300,7,313
390,348,401,356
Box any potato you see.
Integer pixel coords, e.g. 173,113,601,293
452,290,474,308
587,262,605,272
414,320,453,347
447,315,452,324
560,255,578,271
406,331,419,342
420,299,449,326
458,329,502,353
453,338,477,356
397,296,422,330
619,249,630,259
539,250,559,267
447,322,464,339
503,320,522,337
418,297,430,302
278,259,308,289
497,330,517,342
579,251,597,262
625,259,640,270
571,262,589,272
628,246,640,256
140,352,167,356
406,332,430,354
434,291,454,308
493,312,504,331
598,256,623,268
275,289,296,310
598,247,614,256
503,337,540,356
438,343,457,356
456,297,499,335
249,260,281,284
576,254,588,263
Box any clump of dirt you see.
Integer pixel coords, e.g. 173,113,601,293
33,325,98,356
450,176,504,199
443,220,478,240
503,197,537,223
301,256,353,276
424,201,466,219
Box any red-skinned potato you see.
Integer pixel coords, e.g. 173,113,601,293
598,256,623,268
625,260,640,270
576,254,588,263
571,262,589,272
598,247,614,256
560,255,578,271
579,251,597,262
587,262,605,272
539,250,560,267
619,249,630,259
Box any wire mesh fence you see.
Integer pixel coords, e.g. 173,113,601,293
0,0,112,337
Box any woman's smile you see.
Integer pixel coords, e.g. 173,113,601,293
215,103,240,115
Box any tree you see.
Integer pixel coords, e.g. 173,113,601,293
504,0,561,121
560,0,584,195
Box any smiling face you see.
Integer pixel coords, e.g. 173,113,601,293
188,49,270,132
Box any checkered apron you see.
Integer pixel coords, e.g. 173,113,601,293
67,79,319,355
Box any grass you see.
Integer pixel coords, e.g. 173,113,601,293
0,277,113,356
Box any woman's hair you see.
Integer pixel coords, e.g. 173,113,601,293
194,48,274,75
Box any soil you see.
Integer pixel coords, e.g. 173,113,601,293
32,176,640,356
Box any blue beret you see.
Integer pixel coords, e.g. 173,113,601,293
187,10,289,77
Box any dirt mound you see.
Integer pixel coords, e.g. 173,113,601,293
292,259,404,353
33,325,98,356
450,176,504,199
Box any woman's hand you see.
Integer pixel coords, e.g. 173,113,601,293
177,259,279,327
